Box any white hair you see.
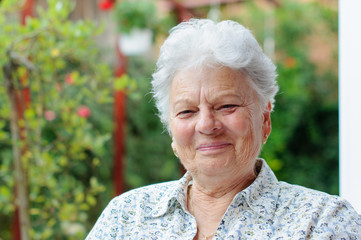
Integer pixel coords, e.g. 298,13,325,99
151,19,279,133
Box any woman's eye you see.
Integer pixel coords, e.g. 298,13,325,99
180,110,192,114
220,104,238,110
176,110,194,118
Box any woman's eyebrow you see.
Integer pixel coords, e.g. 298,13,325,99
208,91,244,102
171,98,196,109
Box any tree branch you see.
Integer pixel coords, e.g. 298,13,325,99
3,62,31,240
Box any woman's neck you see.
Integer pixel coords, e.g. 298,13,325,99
191,165,257,197
188,170,257,239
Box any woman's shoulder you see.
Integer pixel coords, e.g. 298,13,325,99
277,180,358,212
109,180,179,207
276,181,361,236
279,182,361,221
278,180,350,207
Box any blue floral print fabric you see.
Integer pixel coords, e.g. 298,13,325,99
86,159,361,239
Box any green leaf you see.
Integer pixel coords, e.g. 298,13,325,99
0,0,19,10
75,191,84,203
86,194,96,206
0,186,11,199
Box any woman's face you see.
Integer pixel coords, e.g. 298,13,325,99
169,66,271,178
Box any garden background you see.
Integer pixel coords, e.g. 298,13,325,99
0,0,338,239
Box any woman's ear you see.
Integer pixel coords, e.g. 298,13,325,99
262,102,272,142
171,139,178,158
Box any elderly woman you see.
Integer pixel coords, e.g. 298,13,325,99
86,19,360,239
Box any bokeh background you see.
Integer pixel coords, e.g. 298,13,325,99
0,0,338,239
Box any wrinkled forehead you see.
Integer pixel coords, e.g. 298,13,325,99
171,66,256,100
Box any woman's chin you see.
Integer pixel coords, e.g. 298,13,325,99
195,156,234,175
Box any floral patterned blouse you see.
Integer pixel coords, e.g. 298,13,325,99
86,159,361,239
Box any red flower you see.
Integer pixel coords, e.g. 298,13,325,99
99,0,114,11
44,110,56,121
77,106,91,118
65,74,74,85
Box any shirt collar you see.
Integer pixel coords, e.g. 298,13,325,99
147,172,192,218
237,159,280,219
147,159,279,220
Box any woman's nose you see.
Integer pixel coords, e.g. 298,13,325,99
195,109,222,135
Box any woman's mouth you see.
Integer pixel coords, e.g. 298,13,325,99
196,142,231,153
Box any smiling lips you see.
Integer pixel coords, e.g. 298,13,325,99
196,142,231,152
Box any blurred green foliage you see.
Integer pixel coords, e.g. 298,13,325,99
113,0,176,36
113,0,156,33
0,0,116,238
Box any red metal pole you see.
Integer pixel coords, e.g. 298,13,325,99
113,37,127,196
20,0,34,24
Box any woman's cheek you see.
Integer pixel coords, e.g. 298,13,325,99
171,119,194,146
227,113,251,136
